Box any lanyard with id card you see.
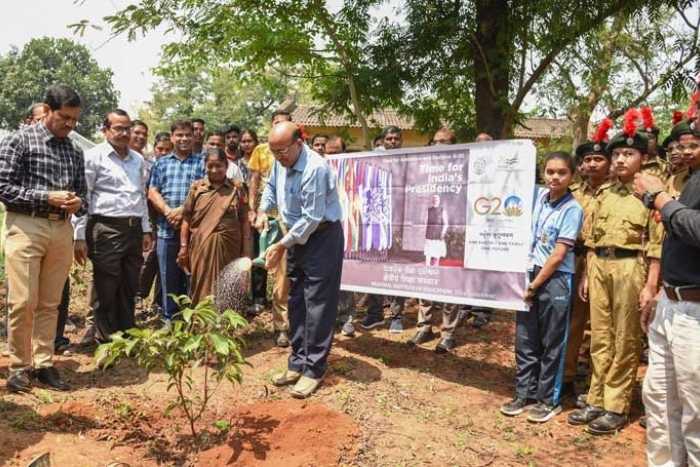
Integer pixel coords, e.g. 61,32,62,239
527,191,574,271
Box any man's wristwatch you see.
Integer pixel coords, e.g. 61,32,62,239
642,189,663,209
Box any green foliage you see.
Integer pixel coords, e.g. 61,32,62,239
95,294,250,439
97,0,391,148
137,68,294,135
371,0,695,137
0,37,118,138
93,0,696,142
533,5,700,144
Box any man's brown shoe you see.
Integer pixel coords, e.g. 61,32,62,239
272,370,301,387
290,375,322,399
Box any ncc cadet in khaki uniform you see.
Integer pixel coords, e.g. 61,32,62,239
563,122,613,398
664,131,691,199
639,106,671,183
567,110,664,435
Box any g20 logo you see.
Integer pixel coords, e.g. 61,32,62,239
474,197,502,215
474,195,523,217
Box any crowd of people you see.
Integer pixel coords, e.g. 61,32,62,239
0,84,699,466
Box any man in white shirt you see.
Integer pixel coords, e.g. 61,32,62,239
74,109,152,344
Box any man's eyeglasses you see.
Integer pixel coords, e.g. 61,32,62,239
110,126,132,134
271,140,297,156
679,143,700,152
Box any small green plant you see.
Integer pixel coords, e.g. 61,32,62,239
95,294,250,440
516,445,534,457
212,420,231,433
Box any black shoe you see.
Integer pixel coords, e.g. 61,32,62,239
587,412,628,435
7,370,33,393
434,337,455,354
500,397,537,416
567,404,604,426
575,393,588,409
639,416,647,429
273,330,290,348
407,329,434,346
33,366,69,392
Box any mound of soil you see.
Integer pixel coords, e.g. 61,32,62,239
198,399,359,467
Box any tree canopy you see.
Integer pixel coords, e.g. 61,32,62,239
137,68,294,135
0,37,119,138
90,0,699,142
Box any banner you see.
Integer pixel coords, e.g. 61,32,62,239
327,140,536,311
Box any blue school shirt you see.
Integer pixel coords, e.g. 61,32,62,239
530,187,583,274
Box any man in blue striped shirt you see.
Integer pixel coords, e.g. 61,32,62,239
257,121,344,398
148,119,205,321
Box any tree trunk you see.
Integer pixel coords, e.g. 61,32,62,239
473,0,511,140
346,73,371,150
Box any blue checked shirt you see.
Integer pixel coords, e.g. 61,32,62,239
149,151,205,239
260,144,342,248
0,123,87,216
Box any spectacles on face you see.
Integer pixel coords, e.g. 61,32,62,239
432,138,450,145
110,126,132,135
271,140,297,156
678,143,700,152
611,150,640,160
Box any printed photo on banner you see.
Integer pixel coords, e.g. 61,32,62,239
327,140,537,311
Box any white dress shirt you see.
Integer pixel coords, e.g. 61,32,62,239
73,141,150,240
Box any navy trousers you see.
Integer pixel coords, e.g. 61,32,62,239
156,237,190,321
515,267,573,406
286,221,344,379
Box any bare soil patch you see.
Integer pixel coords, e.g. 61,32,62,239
0,298,647,467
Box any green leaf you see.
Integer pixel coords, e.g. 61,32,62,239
211,334,229,355
182,335,203,353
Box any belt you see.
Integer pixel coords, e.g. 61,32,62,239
90,214,142,227
594,247,639,259
663,282,700,302
316,220,335,231
5,206,66,221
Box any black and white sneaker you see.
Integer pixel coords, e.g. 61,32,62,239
527,402,562,423
500,397,537,416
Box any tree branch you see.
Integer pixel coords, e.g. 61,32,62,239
512,0,635,111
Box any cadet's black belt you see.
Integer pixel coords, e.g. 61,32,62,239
594,247,639,259
663,282,700,302
5,206,66,221
90,214,142,227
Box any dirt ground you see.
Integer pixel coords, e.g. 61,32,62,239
0,296,649,467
